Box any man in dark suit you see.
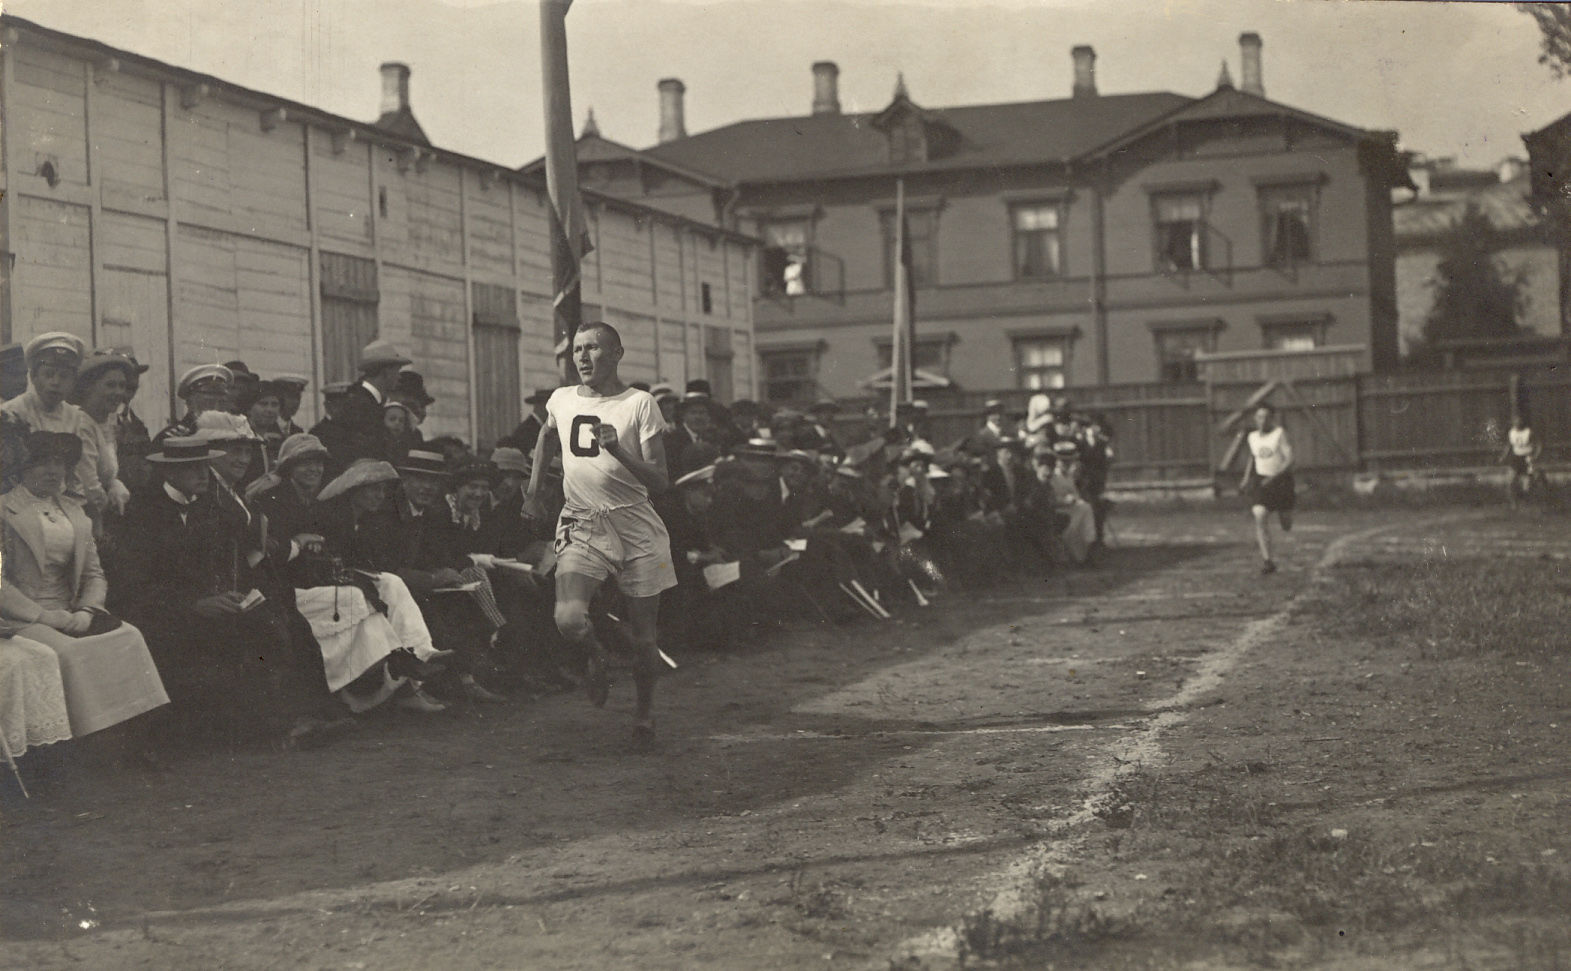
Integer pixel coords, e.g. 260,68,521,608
112,436,346,749
325,339,411,468
498,387,553,454
963,399,1013,461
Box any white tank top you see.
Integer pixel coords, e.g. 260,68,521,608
1248,426,1292,478
1509,426,1535,457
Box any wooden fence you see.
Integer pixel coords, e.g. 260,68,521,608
821,364,1568,487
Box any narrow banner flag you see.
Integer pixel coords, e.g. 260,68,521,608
889,178,916,425
540,0,592,381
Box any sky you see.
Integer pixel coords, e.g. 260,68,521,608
8,0,1566,171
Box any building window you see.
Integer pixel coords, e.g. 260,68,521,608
761,218,812,296
472,283,521,448
1260,184,1315,266
1261,316,1329,351
759,349,819,404
700,282,713,314
1012,337,1070,390
704,325,734,401
881,207,938,288
1011,203,1064,279
1153,327,1218,383
876,337,952,377
1153,192,1208,272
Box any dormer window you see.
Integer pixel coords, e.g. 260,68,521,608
889,114,928,165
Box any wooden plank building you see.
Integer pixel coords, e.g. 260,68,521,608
0,16,758,445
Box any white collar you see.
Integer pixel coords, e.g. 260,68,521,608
164,481,199,506
360,379,385,405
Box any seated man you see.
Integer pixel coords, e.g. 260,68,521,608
653,465,732,651
113,436,346,749
1019,443,1097,566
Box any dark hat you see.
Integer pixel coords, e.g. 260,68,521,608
397,449,448,476
983,399,1005,414
253,379,287,403
223,360,253,375
732,438,780,461
147,435,226,464
685,379,713,398
524,387,556,405
21,430,83,469
104,346,151,374
393,370,435,406
450,459,499,488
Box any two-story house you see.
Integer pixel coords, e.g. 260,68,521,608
609,35,1408,403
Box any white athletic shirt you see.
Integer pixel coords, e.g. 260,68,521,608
1509,426,1536,456
1248,426,1292,478
547,385,666,514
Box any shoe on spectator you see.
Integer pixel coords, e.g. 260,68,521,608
396,687,448,713
387,648,446,681
459,675,507,703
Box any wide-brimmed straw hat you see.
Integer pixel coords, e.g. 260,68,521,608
397,449,448,476
674,464,717,488
276,433,330,473
490,447,530,475
318,458,400,503
147,435,226,464
194,411,260,443
732,438,780,461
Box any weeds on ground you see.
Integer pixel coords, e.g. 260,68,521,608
954,868,1115,968
1306,557,1570,659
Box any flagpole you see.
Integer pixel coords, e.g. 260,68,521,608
540,0,585,385
889,177,909,428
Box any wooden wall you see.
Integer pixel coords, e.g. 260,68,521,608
0,26,756,445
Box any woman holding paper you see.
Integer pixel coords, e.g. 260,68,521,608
1,430,169,740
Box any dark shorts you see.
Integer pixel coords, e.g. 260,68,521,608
1509,454,1531,476
1246,471,1296,513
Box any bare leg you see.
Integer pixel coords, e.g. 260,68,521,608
1252,505,1274,566
1279,510,1293,532
554,571,610,705
622,593,664,734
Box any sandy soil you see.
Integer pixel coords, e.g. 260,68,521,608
2,504,1566,970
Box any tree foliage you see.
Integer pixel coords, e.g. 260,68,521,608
1418,203,1528,355
1518,3,1571,78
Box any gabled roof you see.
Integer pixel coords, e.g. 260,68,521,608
1079,84,1370,160
518,132,730,188
642,91,1192,184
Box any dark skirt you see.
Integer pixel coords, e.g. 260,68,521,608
1246,471,1296,512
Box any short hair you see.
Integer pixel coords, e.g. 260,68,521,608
575,321,621,350
1255,402,1276,415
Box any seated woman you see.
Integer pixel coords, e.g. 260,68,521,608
1021,443,1097,566
1,431,169,740
252,438,449,713
1,631,73,761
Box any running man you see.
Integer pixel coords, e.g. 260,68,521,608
523,322,674,742
1499,413,1543,507
1240,403,1294,574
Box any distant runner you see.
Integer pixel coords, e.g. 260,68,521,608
1499,413,1543,507
1240,403,1294,574
524,322,674,744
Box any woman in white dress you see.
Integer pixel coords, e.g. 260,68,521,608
0,631,72,760
0,431,169,738
251,443,450,713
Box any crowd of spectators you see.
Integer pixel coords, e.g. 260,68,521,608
0,330,1112,774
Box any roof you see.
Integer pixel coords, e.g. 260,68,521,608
642,91,1192,183
1395,175,1544,244
0,14,757,247
518,132,730,188
372,107,430,147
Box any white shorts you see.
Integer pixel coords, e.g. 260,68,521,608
553,502,677,599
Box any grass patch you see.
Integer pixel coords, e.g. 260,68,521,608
1306,556,1570,659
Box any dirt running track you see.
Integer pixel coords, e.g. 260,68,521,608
1,506,1558,970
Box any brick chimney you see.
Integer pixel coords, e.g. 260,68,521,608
380,62,411,116
812,61,841,115
1071,45,1096,98
1239,32,1264,97
658,78,686,143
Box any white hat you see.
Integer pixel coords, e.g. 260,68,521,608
318,459,400,503
194,411,260,443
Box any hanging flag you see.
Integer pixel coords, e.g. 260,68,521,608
888,178,916,426
539,0,591,382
